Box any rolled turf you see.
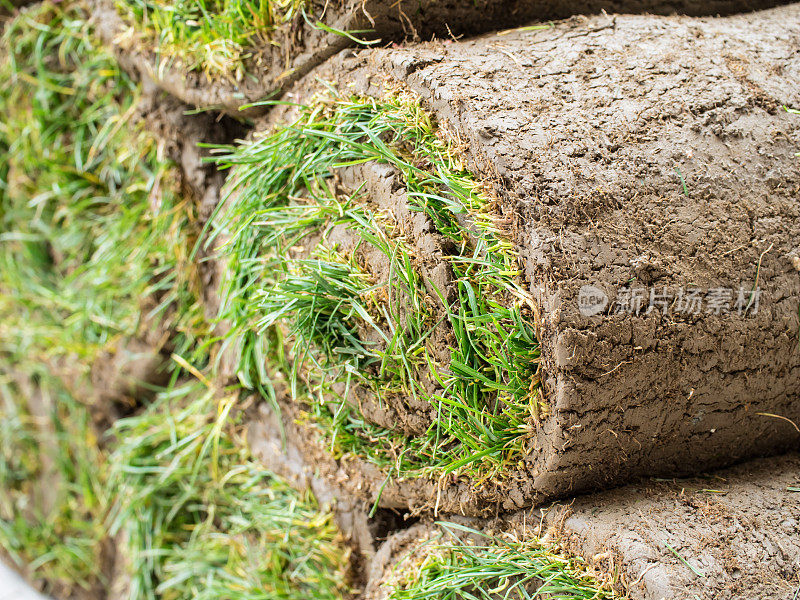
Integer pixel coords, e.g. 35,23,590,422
92,0,796,114
212,4,800,515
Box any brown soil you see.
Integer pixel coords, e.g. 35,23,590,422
250,4,800,514
522,453,800,599
134,80,244,220
89,336,171,425
91,0,796,115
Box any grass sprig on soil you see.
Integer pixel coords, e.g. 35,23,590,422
211,91,541,481
387,523,617,600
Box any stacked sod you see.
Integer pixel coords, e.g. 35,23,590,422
0,7,619,597
3,0,800,598
211,4,800,516
93,0,796,114
362,455,800,599
0,4,351,598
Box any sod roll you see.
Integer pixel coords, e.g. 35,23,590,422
362,454,800,599
93,0,795,114
214,4,800,515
